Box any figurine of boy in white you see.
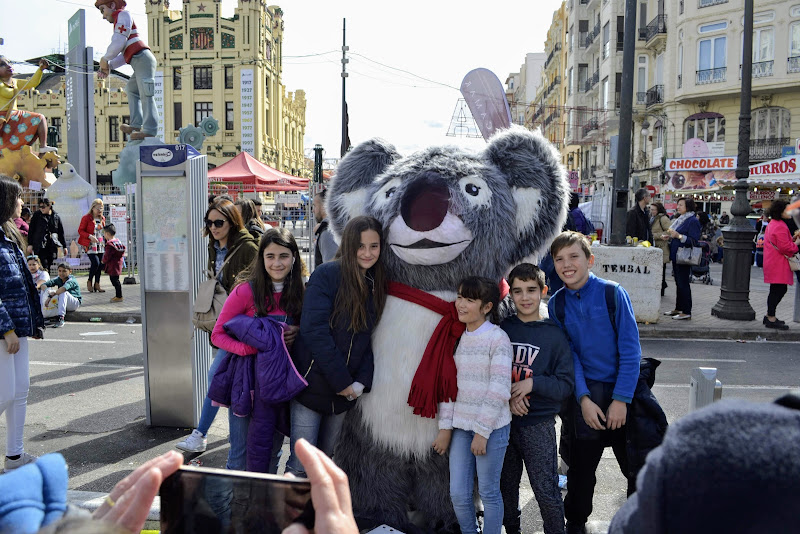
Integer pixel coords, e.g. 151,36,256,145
95,0,158,141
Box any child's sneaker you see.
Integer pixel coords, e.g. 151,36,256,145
176,429,207,452
52,316,65,328
110,297,124,303
4,452,37,473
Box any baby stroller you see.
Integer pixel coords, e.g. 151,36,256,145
690,241,714,285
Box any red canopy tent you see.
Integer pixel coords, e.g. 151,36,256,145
208,152,309,192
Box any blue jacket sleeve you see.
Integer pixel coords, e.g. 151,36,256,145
300,265,353,394
548,297,589,401
612,286,642,403
531,331,575,403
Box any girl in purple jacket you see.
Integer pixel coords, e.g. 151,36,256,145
177,228,305,472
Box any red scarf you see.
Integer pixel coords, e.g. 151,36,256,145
389,281,463,419
389,279,510,419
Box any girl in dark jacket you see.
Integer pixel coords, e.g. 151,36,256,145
26,198,66,274
0,175,44,473
286,216,388,476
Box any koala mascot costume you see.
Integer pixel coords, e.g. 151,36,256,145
327,126,569,533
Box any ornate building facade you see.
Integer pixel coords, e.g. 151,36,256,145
16,0,306,183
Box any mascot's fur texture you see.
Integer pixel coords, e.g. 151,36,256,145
327,126,569,533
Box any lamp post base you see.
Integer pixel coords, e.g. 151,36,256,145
711,224,756,321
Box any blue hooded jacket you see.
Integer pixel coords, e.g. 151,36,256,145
0,227,44,338
0,453,69,533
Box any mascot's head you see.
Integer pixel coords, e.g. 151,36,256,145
327,126,570,291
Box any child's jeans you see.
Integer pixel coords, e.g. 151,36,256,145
500,419,565,534
109,275,122,298
449,424,510,534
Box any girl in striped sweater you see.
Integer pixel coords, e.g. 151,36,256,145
432,276,513,534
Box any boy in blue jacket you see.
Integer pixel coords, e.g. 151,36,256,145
500,263,574,534
546,231,641,534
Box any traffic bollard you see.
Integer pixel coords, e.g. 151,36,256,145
690,367,723,412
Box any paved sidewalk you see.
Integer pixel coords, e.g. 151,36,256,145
65,274,142,324
66,266,800,340
642,263,800,341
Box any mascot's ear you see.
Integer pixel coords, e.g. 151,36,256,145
484,126,570,262
327,138,401,237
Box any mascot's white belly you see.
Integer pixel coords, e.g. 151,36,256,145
359,291,455,458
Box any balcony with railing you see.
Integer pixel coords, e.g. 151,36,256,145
584,72,598,93
646,84,664,107
699,0,728,7
582,116,599,138
584,22,601,48
579,31,589,48
638,27,648,41
636,92,647,105
789,56,800,73
544,109,561,128
696,67,726,84
544,43,562,69
750,137,790,161
645,14,667,47
739,61,774,79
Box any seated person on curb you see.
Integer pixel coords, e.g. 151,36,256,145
500,263,574,534
546,231,642,534
37,263,82,328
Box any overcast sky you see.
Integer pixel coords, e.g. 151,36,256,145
4,0,563,157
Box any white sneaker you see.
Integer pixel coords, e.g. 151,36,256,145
4,452,38,473
176,429,207,452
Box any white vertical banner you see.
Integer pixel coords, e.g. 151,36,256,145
240,68,255,156
154,71,165,141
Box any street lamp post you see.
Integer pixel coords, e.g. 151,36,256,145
711,0,756,321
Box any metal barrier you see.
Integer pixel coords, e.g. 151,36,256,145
689,367,723,412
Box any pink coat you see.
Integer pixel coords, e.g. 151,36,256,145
763,219,798,285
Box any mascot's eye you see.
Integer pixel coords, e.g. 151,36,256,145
464,183,480,196
385,187,397,199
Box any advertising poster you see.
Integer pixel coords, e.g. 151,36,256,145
664,156,737,192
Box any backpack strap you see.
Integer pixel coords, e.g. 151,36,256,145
553,288,566,327
604,280,618,339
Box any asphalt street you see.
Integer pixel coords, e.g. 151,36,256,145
1,325,798,533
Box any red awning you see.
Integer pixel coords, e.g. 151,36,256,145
208,152,309,192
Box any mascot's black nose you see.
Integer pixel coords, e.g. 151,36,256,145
400,177,450,232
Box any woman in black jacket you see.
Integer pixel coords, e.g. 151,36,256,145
286,216,388,476
26,198,66,273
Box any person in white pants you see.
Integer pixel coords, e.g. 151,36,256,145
0,175,45,473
